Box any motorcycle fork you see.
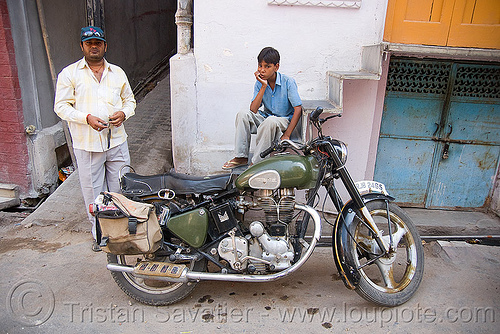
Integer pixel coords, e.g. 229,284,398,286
325,183,383,249
358,206,389,254
331,163,389,255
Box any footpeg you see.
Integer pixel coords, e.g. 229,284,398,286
134,261,186,278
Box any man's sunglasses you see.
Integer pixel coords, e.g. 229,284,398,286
82,30,104,38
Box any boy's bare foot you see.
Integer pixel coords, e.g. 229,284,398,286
222,157,248,170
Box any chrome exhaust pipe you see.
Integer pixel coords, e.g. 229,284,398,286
107,204,321,283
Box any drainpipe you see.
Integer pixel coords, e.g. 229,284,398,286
35,0,76,168
86,0,105,30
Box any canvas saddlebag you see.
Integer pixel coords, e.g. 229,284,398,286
95,192,162,255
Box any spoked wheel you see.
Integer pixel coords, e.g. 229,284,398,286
346,200,424,306
107,253,206,306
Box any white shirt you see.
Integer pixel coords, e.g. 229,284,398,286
54,57,136,152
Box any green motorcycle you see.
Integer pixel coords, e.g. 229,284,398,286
104,107,424,307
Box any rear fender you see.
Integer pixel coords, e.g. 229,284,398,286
332,193,394,289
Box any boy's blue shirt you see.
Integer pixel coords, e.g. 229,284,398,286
252,72,302,120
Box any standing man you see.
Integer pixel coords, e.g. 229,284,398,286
54,26,136,251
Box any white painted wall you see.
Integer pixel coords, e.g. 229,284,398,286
170,0,388,182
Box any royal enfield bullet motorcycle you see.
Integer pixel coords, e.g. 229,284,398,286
100,107,424,307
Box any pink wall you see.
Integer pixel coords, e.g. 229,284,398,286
321,68,388,184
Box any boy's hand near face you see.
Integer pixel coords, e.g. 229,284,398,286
254,70,268,87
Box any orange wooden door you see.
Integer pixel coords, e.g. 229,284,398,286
448,0,500,48
384,0,500,49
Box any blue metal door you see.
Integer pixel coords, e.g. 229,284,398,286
374,58,500,209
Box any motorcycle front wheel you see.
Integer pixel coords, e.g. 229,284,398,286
345,200,424,306
107,253,207,306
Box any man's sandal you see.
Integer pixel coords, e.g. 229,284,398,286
222,158,248,170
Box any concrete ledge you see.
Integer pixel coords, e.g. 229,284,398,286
385,42,500,62
405,207,500,237
328,70,380,80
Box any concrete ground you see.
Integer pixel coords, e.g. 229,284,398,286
1,75,499,333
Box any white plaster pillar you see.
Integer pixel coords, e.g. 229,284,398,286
170,0,196,173
175,0,192,55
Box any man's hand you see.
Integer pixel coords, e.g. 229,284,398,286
87,114,109,131
109,111,126,127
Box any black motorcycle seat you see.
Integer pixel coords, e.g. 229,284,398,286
121,170,232,196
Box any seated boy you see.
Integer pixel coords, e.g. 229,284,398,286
222,47,302,169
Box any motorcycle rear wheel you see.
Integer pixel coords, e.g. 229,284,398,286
346,200,424,306
107,253,207,306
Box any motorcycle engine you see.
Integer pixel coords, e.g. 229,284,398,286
219,189,295,273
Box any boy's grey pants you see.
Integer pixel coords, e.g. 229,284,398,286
234,110,290,164
74,141,130,239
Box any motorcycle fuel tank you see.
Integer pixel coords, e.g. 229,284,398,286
235,155,319,190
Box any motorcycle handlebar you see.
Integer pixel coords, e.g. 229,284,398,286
259,107,341,159
260,145,276,158
309,107,323,122
260,139,305,159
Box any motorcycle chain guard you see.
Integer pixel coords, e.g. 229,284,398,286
333,192,394,290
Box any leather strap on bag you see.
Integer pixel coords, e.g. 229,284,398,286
128,217,138,234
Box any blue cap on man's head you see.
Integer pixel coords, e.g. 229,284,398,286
81,26,106,42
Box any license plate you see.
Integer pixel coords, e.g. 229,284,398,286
134,261,186,278
355,180,389,196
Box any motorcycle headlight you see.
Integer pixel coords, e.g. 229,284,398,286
331,139,348,165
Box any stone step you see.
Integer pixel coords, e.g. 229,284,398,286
0,183,20,210
300,45,385,142
302,99,341,114
326,44,384,114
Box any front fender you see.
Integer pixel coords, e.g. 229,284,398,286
332,192,395,290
